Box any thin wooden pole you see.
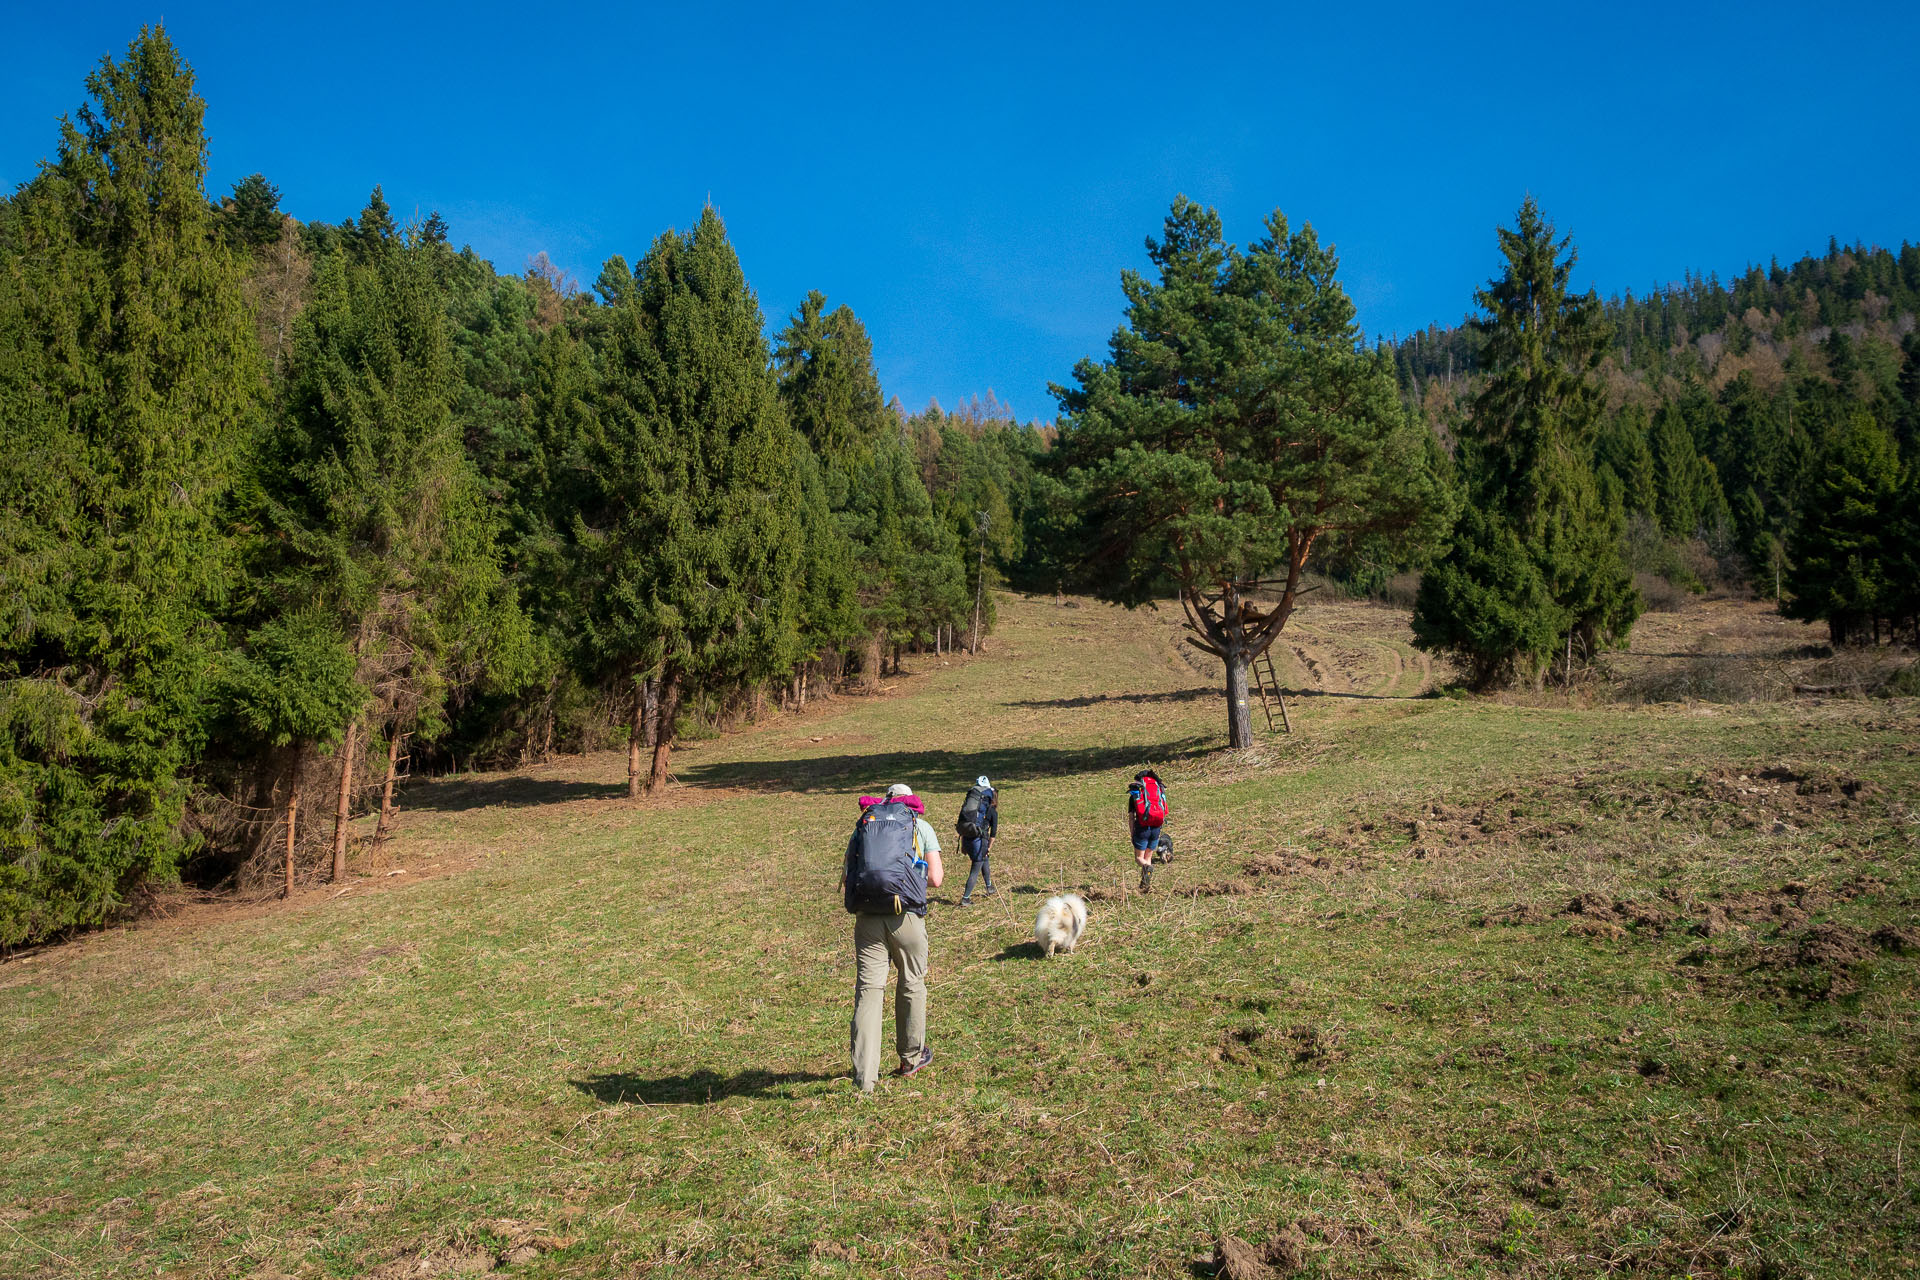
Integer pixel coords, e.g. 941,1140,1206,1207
283,783,300,900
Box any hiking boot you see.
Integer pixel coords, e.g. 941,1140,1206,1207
959,897,972,906
1139,865,1153,893
895,1046,934,1079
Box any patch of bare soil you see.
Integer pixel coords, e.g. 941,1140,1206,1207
1213,1233,1272,1280
1483,876,1898,943
1182,878,1257,898
365,1220,571,1279
1211,1216,1370,1278
1324,762,1888,869
1243,852,1338,877
1215,1022,1344,1070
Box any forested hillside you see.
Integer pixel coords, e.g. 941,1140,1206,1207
1390,237,1920,636
0,28,1047,945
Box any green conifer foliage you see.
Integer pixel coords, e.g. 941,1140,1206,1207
1594,406,1657,519
1783,414,1901,645
1649,404,1727,538
1053,199,1446,746
580,210,810,795
1414,198,1638,688
218,173,285,251
773,294,986,670
775,291,888,466
250,211,531,878
0,26,261,944
840,432,969,676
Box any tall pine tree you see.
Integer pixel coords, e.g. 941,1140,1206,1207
1053,199,1446,745
1782,414,1900,645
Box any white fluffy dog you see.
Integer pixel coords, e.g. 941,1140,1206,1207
1033,893,1088,957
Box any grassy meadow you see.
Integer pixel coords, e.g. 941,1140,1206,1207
2,592,1916,1278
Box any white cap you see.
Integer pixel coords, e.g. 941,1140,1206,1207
885,783,913,799
976,776,992,789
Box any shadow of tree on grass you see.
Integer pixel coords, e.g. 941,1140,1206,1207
675,738,1214,795
1006,687,1214,710
403,777,626,814
571,1068,839,1105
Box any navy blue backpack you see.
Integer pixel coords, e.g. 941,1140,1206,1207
844,802,929,916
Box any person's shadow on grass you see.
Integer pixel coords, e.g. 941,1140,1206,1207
571,1068,837,1104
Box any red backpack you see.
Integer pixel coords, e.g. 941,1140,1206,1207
1132,774,1167,825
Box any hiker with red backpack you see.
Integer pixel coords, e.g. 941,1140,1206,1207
1128,769,1169,892
842,784,944,1092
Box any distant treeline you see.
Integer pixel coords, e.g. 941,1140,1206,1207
1387,239,1920,639
0,28,1048,945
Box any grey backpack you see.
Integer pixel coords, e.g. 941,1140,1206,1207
844,802,928,916
956,786,991,839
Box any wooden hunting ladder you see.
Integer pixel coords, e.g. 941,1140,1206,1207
1252,646,1292,734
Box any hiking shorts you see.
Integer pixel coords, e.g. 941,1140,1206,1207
1131,823,1162,852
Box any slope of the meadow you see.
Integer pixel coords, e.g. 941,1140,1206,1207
2,593,1915,1278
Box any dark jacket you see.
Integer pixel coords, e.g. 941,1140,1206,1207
960,787,998,840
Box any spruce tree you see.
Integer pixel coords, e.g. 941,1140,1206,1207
579,210,810,794
1783,414,1900,644
251,204,530,880
1414,198,1637,687
0,26,261,943
771,293,967,678
840,432,969,683
775,291,888,465
1595,407,1657,519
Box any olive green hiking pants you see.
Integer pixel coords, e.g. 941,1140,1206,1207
850,911,928,1092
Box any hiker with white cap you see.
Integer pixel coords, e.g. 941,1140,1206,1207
842,783,944,1091
955,775,999,905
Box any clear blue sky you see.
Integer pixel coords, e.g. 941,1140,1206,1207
5,2,1916,420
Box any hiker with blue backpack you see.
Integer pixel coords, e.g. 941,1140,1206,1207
956,775,999,905
1128,770,1169,893
842,783,945,1092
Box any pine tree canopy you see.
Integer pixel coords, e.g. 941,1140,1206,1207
1050,197,1447,746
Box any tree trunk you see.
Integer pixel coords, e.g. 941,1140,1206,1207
330,719,360,882
799,669,808,708
648,670,681,793
971,540,986,654
283,748,303,900
374,731,403,844
863,633,883,692
628,696,645,800
1225,645,1254,749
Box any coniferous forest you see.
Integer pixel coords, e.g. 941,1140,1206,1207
0,29,1047,945
3,27,1917,947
